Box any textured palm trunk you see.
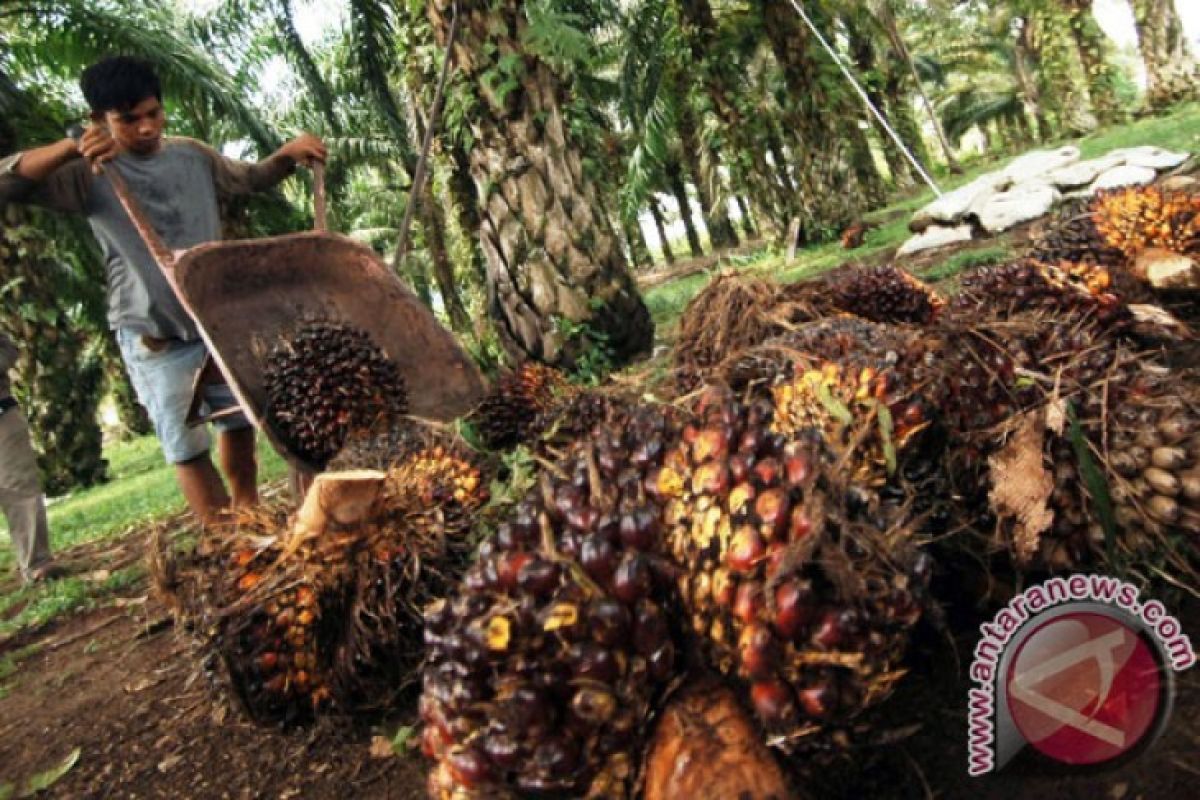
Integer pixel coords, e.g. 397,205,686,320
676,95,737,248
848,21,911,188
649,198,676,264
735,196,756,238
667,167,705,258
622,216,653,269
1131,0,1197,109
1062,0,1120,121
1014,17,1051,140
427,0,653,367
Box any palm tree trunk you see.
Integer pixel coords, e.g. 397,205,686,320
1061,0,1120,121
623,216,653,269
675,95,736,249
428,0,653,367
447,142,489,287
420,181,472,334
735,196,756,238
874,2,961,173
1013,16,1051,140
649,198,675,264
1131,0,1198,109
667,167,705,258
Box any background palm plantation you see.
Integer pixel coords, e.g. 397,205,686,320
1,0,1197,494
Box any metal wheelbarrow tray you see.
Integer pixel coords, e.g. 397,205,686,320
108,163,485,472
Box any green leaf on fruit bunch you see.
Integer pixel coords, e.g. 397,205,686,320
812,377,853,427
1067,403,1118,563
18,747,80,797
390,725,417,756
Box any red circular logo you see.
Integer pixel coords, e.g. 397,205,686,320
1006,612,1163,766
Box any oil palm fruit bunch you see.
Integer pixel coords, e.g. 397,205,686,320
468,362,576,450
329,418,491,708
421,404,683,798
829,265,945,326
263,320,408,468
189,505,356,723
657,389,932,753
1027,198,1125,270
1092,185,1200,261
530,389,626,457
1094,366,1200,565
949,260,1127,328
720,317,936,399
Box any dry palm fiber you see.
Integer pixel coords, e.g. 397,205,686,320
658,388,933,754
421,403,685,798
673,272,837,395
263,319,409,468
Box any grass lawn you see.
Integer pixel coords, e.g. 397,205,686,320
0,432,289,639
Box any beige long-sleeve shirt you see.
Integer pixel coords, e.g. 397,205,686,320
0,137,294,340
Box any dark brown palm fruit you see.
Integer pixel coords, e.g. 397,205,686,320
720,316,937,399
530,389,627,457
1092,185,1200,261
468,362,576,450
829,265,945,326
657,390,931,752
949,260,1129,329
1027,198,1125,269
263,320,408,468
421,405,683,798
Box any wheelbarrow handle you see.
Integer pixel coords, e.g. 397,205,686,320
312,160,327,233
104,165,178,273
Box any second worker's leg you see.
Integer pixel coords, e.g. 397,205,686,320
218,426,258,508
174,453,232,526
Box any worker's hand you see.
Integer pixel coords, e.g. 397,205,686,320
279,133,327,167
76,124,119,175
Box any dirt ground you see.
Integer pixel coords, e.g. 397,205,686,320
1,523,1195,800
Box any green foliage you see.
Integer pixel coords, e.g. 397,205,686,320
552,311,615,386
522,1,596,74
920,244,1013,282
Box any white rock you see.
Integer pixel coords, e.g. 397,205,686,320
911,173,1010,229
1044,156,1124,189
975,182,1061,233
1106,146,1189,171
897,224,974,256
1089,165,1157,193
1002,146,1080,183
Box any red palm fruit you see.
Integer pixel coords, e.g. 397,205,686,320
750,680,795,725
752,457,781,486
496,551,533,591
754,488,790,538
784,450,812,487
727,525,766,573
771,581,811,640
788,506,813,541
693,428,730,463
797,683,838,720
692,461,732,496
447,746,491,788
738,624,776,679
733,581,764,624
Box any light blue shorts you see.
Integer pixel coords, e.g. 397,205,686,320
116,328,252,464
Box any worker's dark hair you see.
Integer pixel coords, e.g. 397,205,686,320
80,56,162,114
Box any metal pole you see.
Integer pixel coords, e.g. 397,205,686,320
786,0,943,197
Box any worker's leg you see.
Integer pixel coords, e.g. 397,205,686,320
217,426,258,508
173,453,232,526
206,382,258,508
115,330,227,526
0,409,55,581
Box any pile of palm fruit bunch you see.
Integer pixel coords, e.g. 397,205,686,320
262,319,409,468
1027,184,1200,326
465,361,626,457
420,379,936,797
155,417,489,723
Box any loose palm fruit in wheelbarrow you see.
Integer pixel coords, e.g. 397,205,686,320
263,320,408,468
421,404,683,798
